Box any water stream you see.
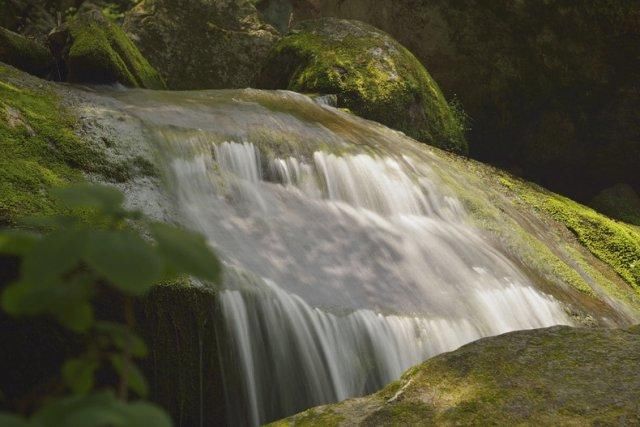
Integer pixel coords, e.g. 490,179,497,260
109,89,571,425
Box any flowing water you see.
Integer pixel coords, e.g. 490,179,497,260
108,89,572,425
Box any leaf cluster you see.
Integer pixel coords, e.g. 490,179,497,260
0,184,222,426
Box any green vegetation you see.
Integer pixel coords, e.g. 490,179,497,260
256,18,467,154
500,176,640,292
0,184,221,426
274,326,640,425
61,9,164,88
0,65,131,225
0,27,53,78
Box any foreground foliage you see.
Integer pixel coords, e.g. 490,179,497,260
0,184,221,426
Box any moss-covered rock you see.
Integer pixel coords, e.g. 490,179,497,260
272,325,640,426
590,183,640,227
0,64,93,225
289,0,640,201
501,176,640,294
0,63,141,225
439,151,640,315
256,18,467,154
48,7,165,88
138,283,227,426
0,0,59,40
0,26,54,78
123,0,279,90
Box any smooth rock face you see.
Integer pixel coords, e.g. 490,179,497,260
48,8,165,88
288,0,640,201
256,18,467,154
124,0,280,89
272,325,640,426
0,27,54,78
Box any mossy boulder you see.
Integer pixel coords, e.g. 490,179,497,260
48,7,165,88
0,0,59,40
123,0,280,90
0,1,139,39
256,18,467,154
590,183,640,226
289,1,640,201
0,63,140,226
0,26,54,77
272,325,640,426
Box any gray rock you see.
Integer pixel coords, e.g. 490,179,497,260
273,325,640,425
124,0,280,90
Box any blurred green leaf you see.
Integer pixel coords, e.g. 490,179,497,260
118,401,172,427
33,392,123,427
109,355,148,398
2,281,49,316
83,230,162,295
21,230,84,285
0,230,39,256
0,412,32,427
3,271,95,330
95,322,148,358
52,184,124,214
150,222,221,283
55,302,94,333
62,358,99,395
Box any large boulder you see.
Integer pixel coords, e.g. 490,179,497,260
0,27,54,77
286,0,640,201
123,0,280,90
256,18,467,154
272,325,640,426
48,7,165,88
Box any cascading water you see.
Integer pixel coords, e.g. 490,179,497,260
110,89,571,425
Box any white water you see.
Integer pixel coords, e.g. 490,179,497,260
111,89,571,425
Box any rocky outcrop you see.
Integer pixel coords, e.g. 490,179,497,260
271,325,640,426
287,0,640,202
256,18,467,154
47,7,165,88
123,0,280,90
0,27,54,78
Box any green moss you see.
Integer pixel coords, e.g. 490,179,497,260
363,401,434,425
266,407,345,427
0,27,53,78
257,18,467,154
0,66,131,225
428,153,640,314
503,176,640,291
65,9,165,89
138,282,226,426
276,326,640,425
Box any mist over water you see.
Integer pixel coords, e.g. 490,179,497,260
112,89,571,425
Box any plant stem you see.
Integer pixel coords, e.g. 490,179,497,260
118,296,135,401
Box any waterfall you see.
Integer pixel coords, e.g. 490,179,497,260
110,89,571,425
